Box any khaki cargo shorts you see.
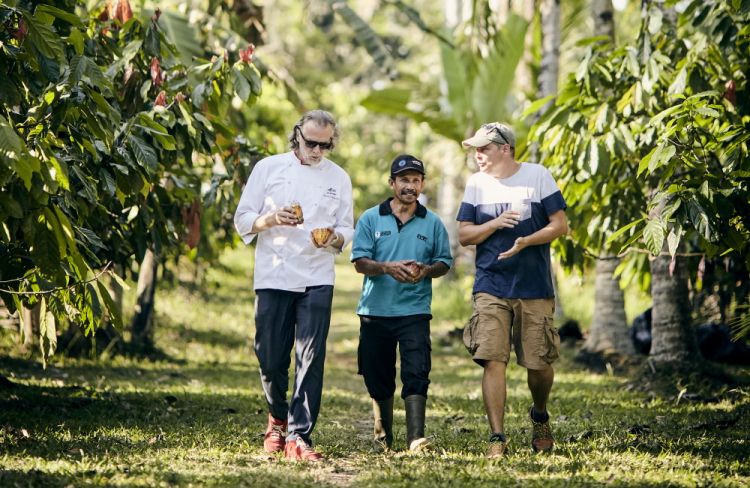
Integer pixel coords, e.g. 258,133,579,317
463,292,560,370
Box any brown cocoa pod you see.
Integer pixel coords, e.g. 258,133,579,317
290,201,303,223
312,228,332,246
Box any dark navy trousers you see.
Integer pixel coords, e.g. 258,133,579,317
254,286,333,444
357,314,432,401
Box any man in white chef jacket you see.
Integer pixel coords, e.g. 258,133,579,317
234,110,354,462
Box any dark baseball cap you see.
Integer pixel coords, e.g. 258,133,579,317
390,154,425,177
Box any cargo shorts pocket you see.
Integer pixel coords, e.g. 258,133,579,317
542,316,560,363
463,312,480,355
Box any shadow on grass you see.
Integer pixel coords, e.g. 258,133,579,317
0,469,73,488
0,460,341,488
164,277,254,308
0,354,373,461
0,355,260,394
0,381,267,460
151,471,340,488
172,326,249,350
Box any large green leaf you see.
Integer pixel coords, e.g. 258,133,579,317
236,63,262,95
687,197,715,242
643,218,666,255
0,115,25,161
23,12,65,61
147,10,203,65
128,135,159,171
232,68,251,101
361,87,462,141
30,216,61,273
328,0,397,78
70,55,108,88
440,41,470,130
471,13,529,126
35,4,84,28
38,297,56,368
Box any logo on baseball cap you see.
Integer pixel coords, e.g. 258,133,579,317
390,154,425,177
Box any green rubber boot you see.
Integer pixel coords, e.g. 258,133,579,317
373,397,394,449
404,395,430,451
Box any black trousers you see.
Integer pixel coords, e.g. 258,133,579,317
254,286,333,444
357,314,432,401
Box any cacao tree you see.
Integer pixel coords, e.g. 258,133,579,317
0,0,263,363
531,0,749,367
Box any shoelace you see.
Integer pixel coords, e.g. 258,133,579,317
295,439,320,456
533,422,553,439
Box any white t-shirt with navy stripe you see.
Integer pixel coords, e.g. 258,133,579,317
456,162,566,299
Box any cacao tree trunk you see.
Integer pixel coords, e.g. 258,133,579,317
131,249,158,350
20,303,40,353
583,257,634,354
649,244,699,364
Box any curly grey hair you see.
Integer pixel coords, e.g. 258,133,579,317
288,110,340,152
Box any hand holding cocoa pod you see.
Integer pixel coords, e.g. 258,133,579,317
290,201,304,224
407,262,425,282
311,227,333,247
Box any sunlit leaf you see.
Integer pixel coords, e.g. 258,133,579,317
643,218,666,255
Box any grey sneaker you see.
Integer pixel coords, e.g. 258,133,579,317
487,432,508,458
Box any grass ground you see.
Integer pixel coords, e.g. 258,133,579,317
1,248,748,487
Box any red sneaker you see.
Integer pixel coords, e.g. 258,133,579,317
263,413,287,454
284,438,323,462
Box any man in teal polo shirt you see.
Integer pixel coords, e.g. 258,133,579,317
351,154,453,451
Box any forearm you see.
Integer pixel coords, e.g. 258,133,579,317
458,222,497,246
250,211,277,234
425,262,449,278
353,257,385,276
518,219,567,247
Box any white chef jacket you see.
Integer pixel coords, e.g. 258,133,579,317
234,151,354,292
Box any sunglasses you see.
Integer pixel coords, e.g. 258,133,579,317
296,127,334,151
482,124,511,146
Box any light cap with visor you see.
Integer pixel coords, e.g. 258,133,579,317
462,123,516,148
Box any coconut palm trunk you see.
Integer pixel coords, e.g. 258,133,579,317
537,0,560,119
535,0,564,320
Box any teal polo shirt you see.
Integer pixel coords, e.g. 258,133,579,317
351,198,453,317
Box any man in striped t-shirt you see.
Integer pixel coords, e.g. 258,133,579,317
456,122,568,457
